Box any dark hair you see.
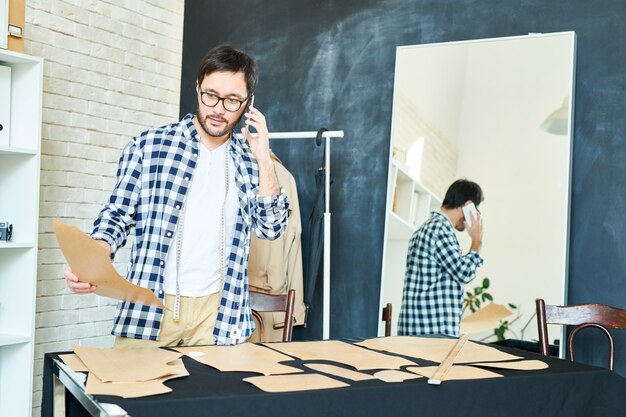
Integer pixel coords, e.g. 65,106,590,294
441,179,484,209
197,44,258,96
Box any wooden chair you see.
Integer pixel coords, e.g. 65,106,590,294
249,289,296,342
381,303,392,337
536,298,626,370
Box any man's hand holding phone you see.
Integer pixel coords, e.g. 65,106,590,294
241,96,271,164
463,202,484,252
242,95,255,141
240,96,280,197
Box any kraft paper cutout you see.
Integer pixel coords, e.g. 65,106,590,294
467,359,548,371
265,340,415,370
407,365,502,381
243,373,349,393
356,336,521,364
59,353,89,372
175,343,302,376
53,219,164,308
73,346,183,383
85,359,189,398
304,363,375,381
373,370,422,383
460,302,513,334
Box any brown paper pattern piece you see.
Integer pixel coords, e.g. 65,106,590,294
59,354,89,373
266,340,415,370
357,336,520,364
86,373,172,398
407,365,502,381
53,219,164,308
243,373,349,393
73,346,183,383
85,359,188,398
460,303,513,334
467,359,548,370
373,370,422,383
304,363,375,381
176,343,301,376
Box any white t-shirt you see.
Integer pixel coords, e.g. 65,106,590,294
163,141,238,296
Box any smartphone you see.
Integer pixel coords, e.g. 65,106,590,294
243,95,255,140
462,203,478,227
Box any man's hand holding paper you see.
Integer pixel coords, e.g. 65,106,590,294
54,219,164,309
65,239,110,294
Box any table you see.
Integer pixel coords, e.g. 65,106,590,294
41,338,626,417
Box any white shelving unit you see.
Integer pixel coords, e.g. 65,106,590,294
379,160,440,336
0,49,43,417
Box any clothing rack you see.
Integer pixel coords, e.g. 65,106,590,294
234,130,344,339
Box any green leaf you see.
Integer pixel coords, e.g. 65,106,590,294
508,303,517,309
495,329,505,341
483,293,493,301
483,277,490,288
475,299,481,308
465,291,473,298
474,287,483,295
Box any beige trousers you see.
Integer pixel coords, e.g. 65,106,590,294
114,292,220,348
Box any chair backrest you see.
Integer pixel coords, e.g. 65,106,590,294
381,303,392,337
536,298,626,370
249,289,296,342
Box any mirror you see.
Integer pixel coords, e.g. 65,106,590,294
379,32,576,344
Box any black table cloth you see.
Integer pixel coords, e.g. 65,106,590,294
42,339,626,417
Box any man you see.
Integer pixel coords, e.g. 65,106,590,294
397,179,484,337
65,44,289,346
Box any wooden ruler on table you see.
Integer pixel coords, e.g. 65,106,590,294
427,334,470,385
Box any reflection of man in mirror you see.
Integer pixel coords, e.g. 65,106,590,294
398,179,484,337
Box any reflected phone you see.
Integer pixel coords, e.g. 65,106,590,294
462,203,478,227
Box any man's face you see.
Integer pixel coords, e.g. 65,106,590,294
196,71,249,138
454,214,467,232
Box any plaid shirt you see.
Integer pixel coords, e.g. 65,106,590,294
90,113,289,345
397,211,483,337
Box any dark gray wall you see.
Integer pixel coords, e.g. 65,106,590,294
181,0,626,375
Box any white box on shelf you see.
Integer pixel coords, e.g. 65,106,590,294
0,64,10,146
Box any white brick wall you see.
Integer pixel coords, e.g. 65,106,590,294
25,1,185,415
392,91,457,198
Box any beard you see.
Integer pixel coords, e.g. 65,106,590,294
196,106,243,138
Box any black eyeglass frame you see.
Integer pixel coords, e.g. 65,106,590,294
198,91,251,112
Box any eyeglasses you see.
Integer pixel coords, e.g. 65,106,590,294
199,91,249,112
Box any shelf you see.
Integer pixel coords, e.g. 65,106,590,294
391,159,414,180
0,48,42,417
387,211,416,241
381,160,442,337
0,49,42,65
0,333,31,347
0,146,38,155
0,241,36,249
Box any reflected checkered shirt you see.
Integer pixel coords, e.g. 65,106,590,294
90,113,289,345
397,212,483,337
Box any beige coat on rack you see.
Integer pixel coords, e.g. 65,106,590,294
247,153,306,342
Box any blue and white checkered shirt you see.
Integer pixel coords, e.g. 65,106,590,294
90,113,289,345
397,211,483,337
